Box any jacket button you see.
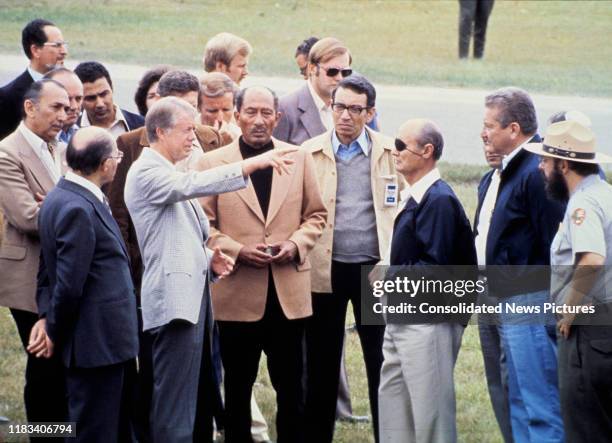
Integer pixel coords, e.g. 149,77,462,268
265,231,271,237
330,198,335,203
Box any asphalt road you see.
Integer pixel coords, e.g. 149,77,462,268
2,54,611,165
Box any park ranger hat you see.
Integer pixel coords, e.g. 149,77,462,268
525,119,612,163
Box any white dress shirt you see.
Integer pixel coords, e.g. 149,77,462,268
18,122,61,183
64,170,104,203
80,105,130,139
307,80,333,130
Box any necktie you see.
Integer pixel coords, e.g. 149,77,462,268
47,141,56,159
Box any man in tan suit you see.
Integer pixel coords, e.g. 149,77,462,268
301,74,402,443
0,78,69,432
199,86,327,443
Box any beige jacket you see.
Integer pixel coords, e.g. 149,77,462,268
198,138,327,321
302,127,404,293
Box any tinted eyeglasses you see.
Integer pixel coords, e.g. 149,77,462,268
394,138,424,156
318,65,352,78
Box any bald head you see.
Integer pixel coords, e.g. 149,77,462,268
398,119,444,161
66,127,115,176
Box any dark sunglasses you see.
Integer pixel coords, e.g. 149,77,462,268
394,138,424,156
318,65,352,78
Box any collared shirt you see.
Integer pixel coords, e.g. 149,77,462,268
18,122,61,183
57,124,79,144
475,168,502,266
307,80,333,130
64,170,104,203
331,128,370,160
501,137,532,170
80,105,129,139
27,66,44,82
381,168,441,265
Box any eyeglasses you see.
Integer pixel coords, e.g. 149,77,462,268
394,138,424,156
43,41,69,49
317,65,352,78
107,151,124,163
331,103,370,116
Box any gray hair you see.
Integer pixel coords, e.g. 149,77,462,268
145,96,196,143
485,87,537,135
22,79,66,118
416,121,444,161
157,70,200,98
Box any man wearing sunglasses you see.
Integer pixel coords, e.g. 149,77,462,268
302,74,402,443
0,19,68,140
274,37,352,146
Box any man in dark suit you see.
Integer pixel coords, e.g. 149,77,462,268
37,126,139,443
378,119,477,442
273,37,352,146
0,18,68,140
74,61,144,137
475,87,565,442
106,70,223,443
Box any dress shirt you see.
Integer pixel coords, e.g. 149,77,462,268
64,170,104,203
18,122,60,183
331,128,370,161
501,137,532,171
57,124,79,144
80,105,129,139
307,80,333,130
475,168,501,266
27,66,44,81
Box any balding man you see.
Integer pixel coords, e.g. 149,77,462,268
203,32,252,85
199,86,327,443
378,119,476,443
37,127,138,442
44,67,83,144
0,79,69,431
125,97,296,443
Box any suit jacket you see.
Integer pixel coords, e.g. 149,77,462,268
0,128,56,313
199,138,327,322
37,178,138,368
0,70,34,141
273,83,327,146
302,127,405,293
76,108,145,132
125,147,247,331
474,138,565,296
107,124,223,291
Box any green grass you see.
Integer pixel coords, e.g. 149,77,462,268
0,1,611,96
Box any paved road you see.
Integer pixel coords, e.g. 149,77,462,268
2,54,611,165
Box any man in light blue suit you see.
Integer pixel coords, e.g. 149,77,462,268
125,97,295,443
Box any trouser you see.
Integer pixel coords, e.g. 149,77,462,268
9,308,67,443
218,279,305,443
133,306,153,443
499,291,564,442
149,290,213,443
305,260,384,443
65,359,136,443
478,312,513,442
459,0,495,58
378,323,463,443
558,324,612,443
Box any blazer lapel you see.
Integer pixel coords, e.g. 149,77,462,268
298,85,326,140
266,158,297,226
16,132,56,192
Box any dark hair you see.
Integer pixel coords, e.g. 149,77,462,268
43,66,73,80
66,133,114,175
416,122,444,161
22,19,55,59
157,70,200,98
74,61,113,89
332,74,376,108
554,158,600,177
295,36,319,58
235,86,278,112
484,87,537,135
22,79,66,118
134,65,172,116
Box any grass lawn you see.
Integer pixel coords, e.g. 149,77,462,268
0,1,611,97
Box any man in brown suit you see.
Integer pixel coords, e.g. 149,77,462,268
106,69,222,443
199,86,327,443
0,79,69,435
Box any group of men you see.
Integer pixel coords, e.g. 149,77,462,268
0,17,610,443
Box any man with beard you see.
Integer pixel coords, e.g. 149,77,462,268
525,119,612,441
44,67,83,144
0,19,68,140
74,61,144,137
476,87,565,442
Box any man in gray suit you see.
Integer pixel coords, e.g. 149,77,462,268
273,37,352,146
124,97,296,443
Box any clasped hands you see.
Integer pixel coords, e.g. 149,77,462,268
238,241,298,268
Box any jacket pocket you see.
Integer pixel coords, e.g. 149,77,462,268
589,339,612,355
296,259,312,272
0,244,26,260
